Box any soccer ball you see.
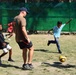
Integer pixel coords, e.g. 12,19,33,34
59,55,66,62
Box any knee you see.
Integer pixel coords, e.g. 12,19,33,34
29,46,34,51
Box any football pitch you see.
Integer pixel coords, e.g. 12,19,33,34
0,34,76,75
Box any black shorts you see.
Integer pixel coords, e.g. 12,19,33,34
0,33,5,43
17,41,33,49
0,42,3,49
0,42,9,49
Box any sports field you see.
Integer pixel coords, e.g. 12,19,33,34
0,34,76,75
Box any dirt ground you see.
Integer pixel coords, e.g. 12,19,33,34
0,34,76,75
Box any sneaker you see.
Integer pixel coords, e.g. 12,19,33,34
59,51,62,54
8,59,14,62
28,64,34,69
47,41,50,46
22,64,32,70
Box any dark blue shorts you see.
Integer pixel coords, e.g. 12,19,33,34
17,41,33,49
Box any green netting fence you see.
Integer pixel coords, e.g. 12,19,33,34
0,2,76,32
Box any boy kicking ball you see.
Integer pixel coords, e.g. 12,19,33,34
47,18,73,54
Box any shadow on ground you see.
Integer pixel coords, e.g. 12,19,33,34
0,63,21,69
41,62,76,69
35,49,59,53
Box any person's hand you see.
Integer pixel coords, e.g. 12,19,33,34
27,38,30,43
69,18,73,21
2,43,6,47
70,18,73,20
48,31,50,34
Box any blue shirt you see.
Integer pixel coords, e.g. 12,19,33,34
53,24,65,38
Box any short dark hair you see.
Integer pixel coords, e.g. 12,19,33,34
57,21,62,25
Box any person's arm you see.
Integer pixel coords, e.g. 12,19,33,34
22,26,30,43
21,18,30,43
66,18,73,25
48,28,53,34
0,25,2,30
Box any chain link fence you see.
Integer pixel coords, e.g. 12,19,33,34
0,2,76,32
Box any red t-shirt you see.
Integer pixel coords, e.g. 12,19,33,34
7,22,13,33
